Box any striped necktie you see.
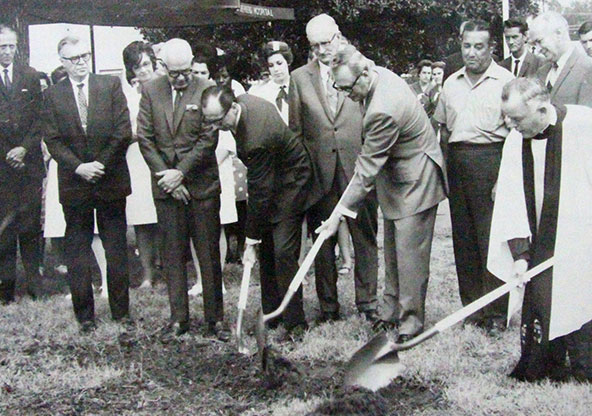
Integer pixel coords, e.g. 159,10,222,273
77,83,88,132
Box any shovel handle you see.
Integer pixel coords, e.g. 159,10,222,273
237,261,253,310
263,230,330,323
392,257,554,353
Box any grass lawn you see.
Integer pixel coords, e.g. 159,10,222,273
1,204,590,415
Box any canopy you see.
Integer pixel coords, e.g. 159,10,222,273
4,1,294,27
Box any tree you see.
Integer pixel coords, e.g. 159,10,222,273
138,0,534,80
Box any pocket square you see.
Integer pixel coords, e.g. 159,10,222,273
21,89,29,92
186,104,199,111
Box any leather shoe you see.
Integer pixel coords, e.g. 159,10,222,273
316,311,340,324
396,333,414,343
173,321,190,336
361,309,380,324
372,319,398,333
208,321,231,342
80,321,97,334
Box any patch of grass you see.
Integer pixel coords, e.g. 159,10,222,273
1,205,590,415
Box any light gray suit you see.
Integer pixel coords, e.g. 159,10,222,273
536,45,592,107
338,66,447,336
289,60,379,316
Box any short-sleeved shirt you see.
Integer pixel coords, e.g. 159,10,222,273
434,60,514,144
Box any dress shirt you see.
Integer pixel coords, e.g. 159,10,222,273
68,75,90,130
1,63,13,85
511,49,528,76
248,79,289,124
546,43,575,87
433,60,514,144
318,60,332,95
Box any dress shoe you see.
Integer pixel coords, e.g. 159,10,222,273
361,309,380,324
316,311,340,324
80,321,97,334
173,321,190,336
372,319,398,333
484,316,506,337
208,321,231,342
396,333,415,343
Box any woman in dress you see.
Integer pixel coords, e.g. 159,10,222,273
122,41,160,288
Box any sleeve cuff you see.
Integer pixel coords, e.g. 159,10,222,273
245,237,262,246
336,203,357,219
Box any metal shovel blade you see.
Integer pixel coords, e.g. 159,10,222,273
343,332,405,391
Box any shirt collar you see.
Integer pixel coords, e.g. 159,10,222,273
555,42,575,72
318,60,331,78
232,102,242,133
69,74,90,89
457,60,503,87
1,63,13,78
512,49,528,63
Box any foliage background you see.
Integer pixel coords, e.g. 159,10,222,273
141,0,539,82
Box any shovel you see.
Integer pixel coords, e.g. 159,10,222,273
236,259,254,354
256,229,331,370
344,257,554,391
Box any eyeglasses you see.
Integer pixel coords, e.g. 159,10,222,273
166,68,192,79
310,33,337,50
61,53,92,65
202,106,231,126
333,72,362,93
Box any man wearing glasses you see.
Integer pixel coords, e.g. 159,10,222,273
136,39,230,341
316,44,447,342
289,14,379,326
44,35,132,333
201,86,311,334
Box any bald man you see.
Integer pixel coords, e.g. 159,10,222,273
137,39,229,341
530,11,592,107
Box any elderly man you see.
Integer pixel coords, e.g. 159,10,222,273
488,78,592,382
290,14,379,324
501,18,543,78
578,21,592,58
530,11,592,107
44,35,132,332
317,45,447,341
433,20,514,333
0,25,44,304
137,39,229,341
201,86,311,333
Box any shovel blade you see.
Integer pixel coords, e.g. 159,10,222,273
255,308,269,370
344,332,404,391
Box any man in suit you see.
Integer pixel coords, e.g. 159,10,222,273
289,14,379,324
318,45,447,341
578,21,592,58
0,25,44,304
44,35,131,332
501,18,544,78
530,11,592,107
201,86,311,332
137,39,229,341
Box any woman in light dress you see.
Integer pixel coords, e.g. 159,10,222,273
122,41,161,288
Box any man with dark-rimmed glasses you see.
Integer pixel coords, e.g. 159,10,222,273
317,44,447,342
44,35,132,333
137,38,230,342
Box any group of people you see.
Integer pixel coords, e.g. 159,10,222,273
1,9,591,382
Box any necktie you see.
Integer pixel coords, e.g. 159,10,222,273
173,89,183,126
77,83,87,132
3,69,11,91
513,59,520,76
326,71,338,116
276,85,287,112
547,62,559,91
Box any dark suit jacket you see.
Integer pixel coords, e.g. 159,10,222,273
536,45,592,107
289,60,363,208
338,66,447,221
500,51,543,78
0,64,44,195
44,74,131,206
137,75,219,200
234,94,311,240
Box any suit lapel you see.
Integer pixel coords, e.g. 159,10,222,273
173,79,197,134
552,49,578,98
519,53,531,77
87,75,98,133
309,62,335,122
9,66,21,99
160,80,174,136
